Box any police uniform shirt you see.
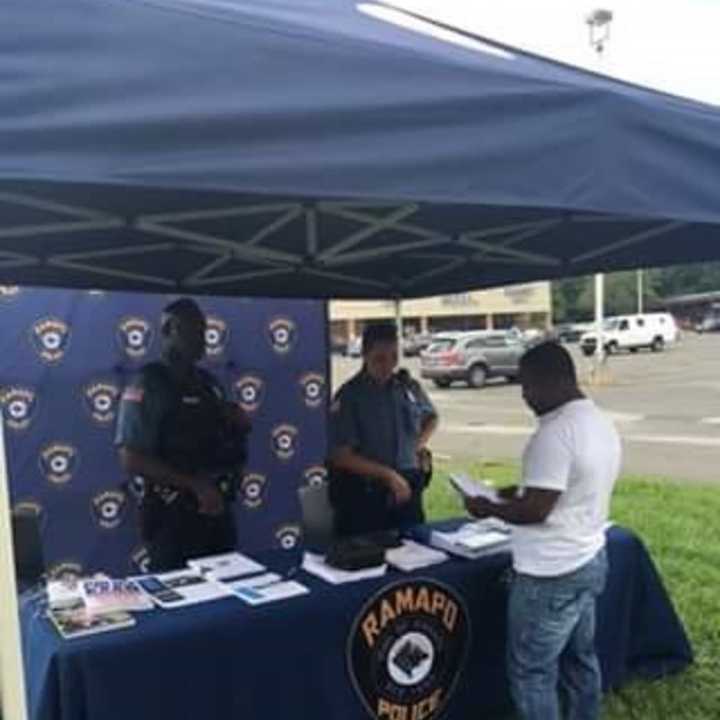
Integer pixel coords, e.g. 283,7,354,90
114,362,226,465
329,371,436,470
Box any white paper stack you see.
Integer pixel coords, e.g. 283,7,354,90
81,579,155,614
385,540,449,572
302,553,387,584
430,524,510,560
187,551,265,582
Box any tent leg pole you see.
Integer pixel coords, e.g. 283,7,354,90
394,299,404,362
0,412,29,720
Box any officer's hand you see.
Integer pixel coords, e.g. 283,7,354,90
385,471,412,505
195,481,225,516
464,496,493,519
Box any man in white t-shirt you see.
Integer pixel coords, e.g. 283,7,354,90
465,341,621,720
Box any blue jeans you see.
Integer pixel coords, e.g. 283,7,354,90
507,549,608,720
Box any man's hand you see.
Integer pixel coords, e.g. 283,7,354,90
195,480,225,516
464,495,495,519
385,470,412,505
498,485,519,501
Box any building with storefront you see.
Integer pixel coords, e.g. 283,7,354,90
329,282,552,345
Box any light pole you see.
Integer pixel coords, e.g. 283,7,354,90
587,9,613,368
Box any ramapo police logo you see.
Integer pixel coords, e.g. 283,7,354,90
299,372,326,409
304,465,328,488
1,386,38,431
275,523,301,550
268,316,297,355
0,285,20,300
233,374,265,413
30,317,71,364
241,473,268,509
117,317,153,359
39,443,79,486
271,423,299,461
48,561,84,582
91,490,127,530
130,547,152,575
348,579,471,720
84,380,120,425
204,315,229,359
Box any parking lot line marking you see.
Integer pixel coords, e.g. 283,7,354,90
443,424,720,448
700,417,720,425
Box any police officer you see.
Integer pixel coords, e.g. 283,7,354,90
115,298,250,572
328,322,438,537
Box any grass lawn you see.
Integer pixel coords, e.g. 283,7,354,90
426,460,720,720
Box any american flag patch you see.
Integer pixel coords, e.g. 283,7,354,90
122,387,144,403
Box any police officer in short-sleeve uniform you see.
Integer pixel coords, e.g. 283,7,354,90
115,298,250,572
328,322,438,536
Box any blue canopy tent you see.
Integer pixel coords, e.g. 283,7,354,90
2,0,720,300
2,1,720,716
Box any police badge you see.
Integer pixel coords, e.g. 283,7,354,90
299,372,326,409
233,374,266,413
267,316,297,355
39,443,79,486
30,317,71,364
1,386,38,431
240,473,268,509
303,465,328,488
91,490,128,530
275,523,302,550
205,315,230,359
117,317,153,359
271,424,299,461
84,380,121,425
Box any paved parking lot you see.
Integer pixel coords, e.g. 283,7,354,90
331,333,720,482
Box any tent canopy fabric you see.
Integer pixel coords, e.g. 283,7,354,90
3,0,720,298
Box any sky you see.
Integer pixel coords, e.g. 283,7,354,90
386,0,720,106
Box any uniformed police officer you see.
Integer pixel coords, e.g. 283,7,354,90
115,298,250,572
328,322,438,537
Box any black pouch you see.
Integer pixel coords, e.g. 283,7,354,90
326,537,386,571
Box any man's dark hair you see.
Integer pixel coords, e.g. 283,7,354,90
520,341,577,384
161,297,203,335
362,322,398,354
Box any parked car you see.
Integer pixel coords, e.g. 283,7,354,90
580,313,678,357
420,330,526,388
695,316,720,333
403,333,434,357
554,323,586,344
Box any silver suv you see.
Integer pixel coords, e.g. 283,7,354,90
420,331,526,388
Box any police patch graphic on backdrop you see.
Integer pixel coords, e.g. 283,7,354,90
303,465,328,488
299,372,326,409
268,316,297,355
30,317,71,364
48,561,84,582
204,315,229,359
233,374,265,413
117,317,153,359
271,423,299,461
348,579,471,720
40,443,79,486
130,547,152,575
241,473,268,509
275,523,301,550
0,285,20,300
91,490,127,530
1,386,38,431
84,380,120,425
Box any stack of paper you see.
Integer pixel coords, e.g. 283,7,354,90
449,473,504,503
302,553,387,584
81,579,155,614
136,570,233,608
430,524,510,560
48,603,136,640
187,551,265,582
385,540,448,572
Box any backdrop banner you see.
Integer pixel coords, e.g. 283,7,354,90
0,286,328,578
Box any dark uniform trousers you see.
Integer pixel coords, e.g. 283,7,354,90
330,468,426,537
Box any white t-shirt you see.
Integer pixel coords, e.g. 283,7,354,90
512,398,621,577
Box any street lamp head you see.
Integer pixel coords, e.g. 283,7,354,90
586,8,613,27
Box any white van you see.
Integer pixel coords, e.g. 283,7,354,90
580,313,678,356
